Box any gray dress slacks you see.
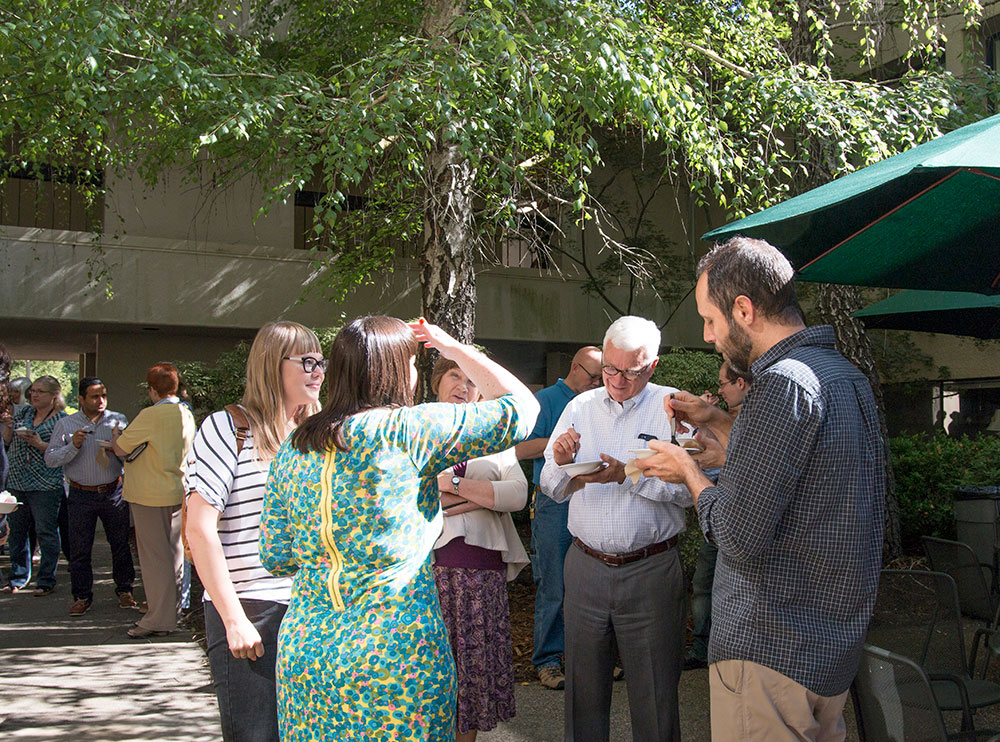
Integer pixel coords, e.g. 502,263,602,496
563,542,685,742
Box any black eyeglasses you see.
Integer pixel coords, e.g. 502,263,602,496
284,356,328,373
574,363,602,383
601,363,651,381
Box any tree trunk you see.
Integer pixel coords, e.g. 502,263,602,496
814,284,903,560
788,1,901,560
421,139,477,343
416,0,476,401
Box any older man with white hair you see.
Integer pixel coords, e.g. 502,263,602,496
540,316,691,742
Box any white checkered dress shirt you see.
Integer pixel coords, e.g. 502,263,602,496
540,383,692,554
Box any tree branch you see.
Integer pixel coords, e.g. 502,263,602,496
678,40,753,79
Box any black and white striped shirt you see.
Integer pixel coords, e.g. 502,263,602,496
187,410,291,604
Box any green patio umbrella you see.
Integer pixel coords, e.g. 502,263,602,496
702,112,1000,294
853,290,1000,339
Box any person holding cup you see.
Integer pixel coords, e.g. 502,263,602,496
1,375,67,595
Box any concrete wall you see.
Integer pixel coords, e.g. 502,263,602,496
95,332,249,419
104,166,294,249
0,225,707,346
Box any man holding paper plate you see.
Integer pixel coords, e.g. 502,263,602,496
540,315,693,742
634,238,884,742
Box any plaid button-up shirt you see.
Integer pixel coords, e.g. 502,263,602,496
6,405,67,492
697,325,885,696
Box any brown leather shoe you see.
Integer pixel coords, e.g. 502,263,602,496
127,625,171,639
118,592,137,608
538,666,565,690
69,598,92,617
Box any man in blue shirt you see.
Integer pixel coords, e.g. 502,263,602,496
515,346,601,690
45,378,133,616
637,237,885,741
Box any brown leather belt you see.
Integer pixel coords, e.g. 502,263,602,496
573,535,678,567
68,477,121,494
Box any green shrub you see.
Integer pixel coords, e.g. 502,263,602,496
651,349,722,398
891,431,1000,554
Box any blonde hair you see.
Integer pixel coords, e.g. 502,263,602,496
242,321,322,460
32,375,66,411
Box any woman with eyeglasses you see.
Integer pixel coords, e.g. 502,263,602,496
186,322,323,742
259,316,539,742
1,375,67,595
112,362,196,638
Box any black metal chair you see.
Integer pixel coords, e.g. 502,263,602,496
867,570,1000,733
923,536,1000,675
853,644,1000,741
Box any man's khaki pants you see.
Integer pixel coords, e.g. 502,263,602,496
709,660,848,742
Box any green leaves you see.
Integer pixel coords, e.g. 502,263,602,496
2,0,995,309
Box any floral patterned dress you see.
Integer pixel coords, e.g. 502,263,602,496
260,396,527,742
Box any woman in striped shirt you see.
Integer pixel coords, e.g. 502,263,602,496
186,321,324,742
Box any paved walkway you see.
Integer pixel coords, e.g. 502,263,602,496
0,529,220,741
0,524,856,741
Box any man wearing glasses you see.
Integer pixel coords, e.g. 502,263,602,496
514,345,602,691
685,359,752,671
540,316,691,742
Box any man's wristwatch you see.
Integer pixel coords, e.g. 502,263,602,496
451,474,461,495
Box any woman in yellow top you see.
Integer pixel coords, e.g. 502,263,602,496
113,362,196,638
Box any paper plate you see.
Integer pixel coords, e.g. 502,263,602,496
558,460,606,477
628,448,656,459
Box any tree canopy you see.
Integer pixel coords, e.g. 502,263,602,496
3,0,997,556
2,0,995,331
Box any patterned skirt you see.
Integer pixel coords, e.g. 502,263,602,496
433,565,516,733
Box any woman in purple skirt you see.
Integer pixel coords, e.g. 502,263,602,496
431,358,530,742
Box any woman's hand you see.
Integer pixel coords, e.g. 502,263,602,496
22,429,45,450
443,501,484,517
408,319,462,359
225,616,265,661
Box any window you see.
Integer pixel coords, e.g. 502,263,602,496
493,207,554,269
293,189,369,251
0,162,103,232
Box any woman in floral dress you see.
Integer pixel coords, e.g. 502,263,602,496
260,316,538,742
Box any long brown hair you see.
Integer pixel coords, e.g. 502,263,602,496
242,321,322,460
292,315,418,453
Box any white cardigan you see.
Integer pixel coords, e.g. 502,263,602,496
433,447,530,582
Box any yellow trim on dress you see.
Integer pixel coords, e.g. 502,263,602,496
319,449,346,611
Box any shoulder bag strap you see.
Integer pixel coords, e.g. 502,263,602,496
224,403,251,455
182,403,250,562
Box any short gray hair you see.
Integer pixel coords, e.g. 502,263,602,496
603,316,661,361
9,377,30,398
